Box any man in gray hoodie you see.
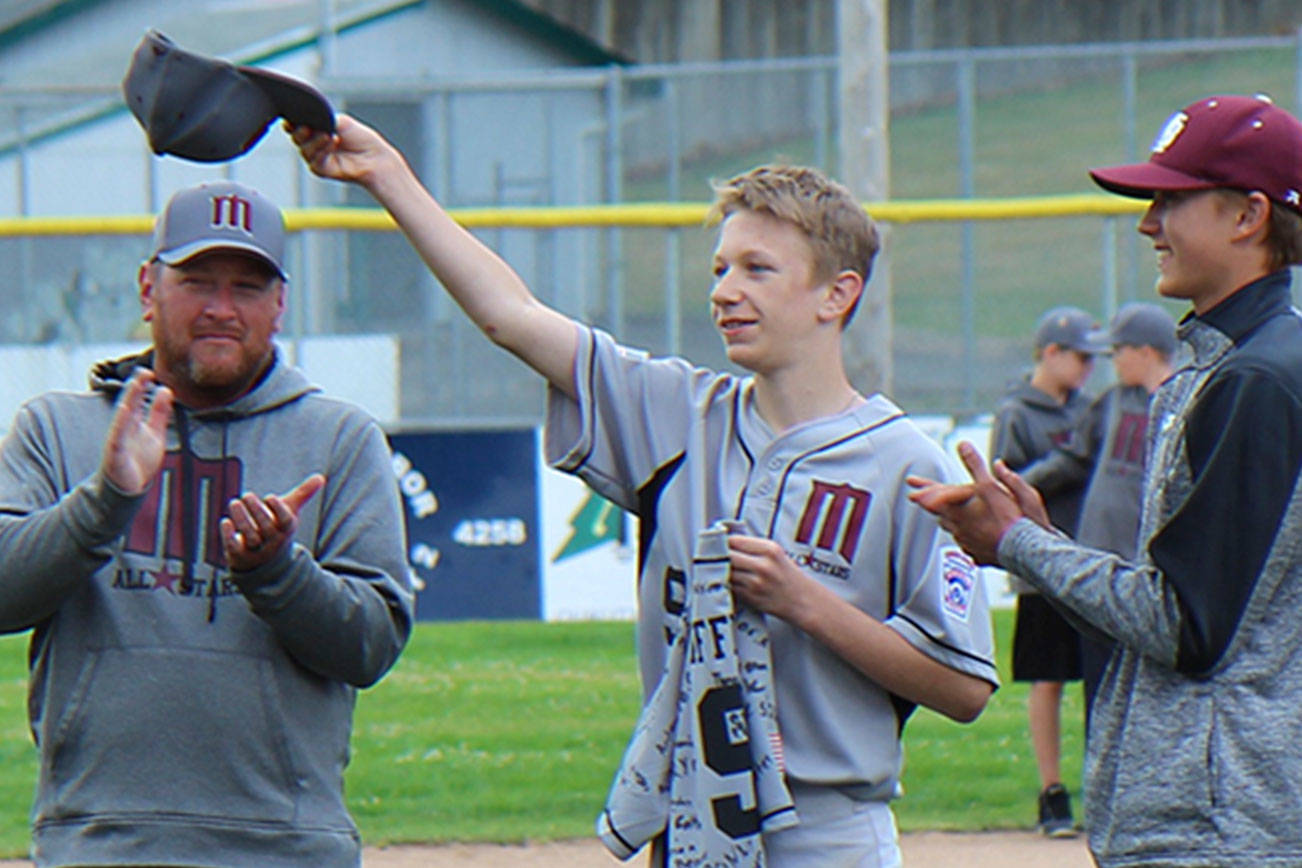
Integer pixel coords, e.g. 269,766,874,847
0,180,414,867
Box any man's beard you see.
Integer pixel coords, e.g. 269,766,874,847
159,336,273,405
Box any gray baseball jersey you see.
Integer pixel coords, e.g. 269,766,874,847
546,326,999,801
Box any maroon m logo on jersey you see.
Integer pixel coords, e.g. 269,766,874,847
794,480,872,562
1112,411,1148,466
123,451,243,568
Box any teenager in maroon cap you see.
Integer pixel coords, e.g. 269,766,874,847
910,94,1302,866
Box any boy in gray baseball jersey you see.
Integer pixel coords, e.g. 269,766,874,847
292,115,999,866
991,305,1103,838
911,94,1302,867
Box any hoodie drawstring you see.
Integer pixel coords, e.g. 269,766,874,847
173,406,195,599
174,406,221,623
212,417,232,623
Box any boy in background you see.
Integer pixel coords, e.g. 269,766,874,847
1021,302,1176,725
990,306,1104,837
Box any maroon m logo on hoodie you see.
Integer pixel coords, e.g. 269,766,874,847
123,451,242,568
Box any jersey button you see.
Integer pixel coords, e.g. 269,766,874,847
756,482,773,495
766,457,783,470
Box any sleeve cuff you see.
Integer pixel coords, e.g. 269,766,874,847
227,543,300,596
60,471,144,550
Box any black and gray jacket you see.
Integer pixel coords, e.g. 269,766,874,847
999,270,1302,867
0,349,414,868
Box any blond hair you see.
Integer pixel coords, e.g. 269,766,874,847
706,164,880,324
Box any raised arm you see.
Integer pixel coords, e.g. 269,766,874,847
290,115,579,397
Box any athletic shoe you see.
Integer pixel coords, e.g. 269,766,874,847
1037,783,1078,838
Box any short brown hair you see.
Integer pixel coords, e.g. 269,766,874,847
1267,201,1302,270
706,164,880,324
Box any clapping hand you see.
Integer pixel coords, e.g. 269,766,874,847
220,474,326,571
907,441,1051,565
101,368,174,495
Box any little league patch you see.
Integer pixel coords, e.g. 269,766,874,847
941,548,977,622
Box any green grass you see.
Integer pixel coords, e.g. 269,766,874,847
345,621,641,844
896,607,1083,831
0,608,1079,854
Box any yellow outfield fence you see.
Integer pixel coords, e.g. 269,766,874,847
0,193,1148,237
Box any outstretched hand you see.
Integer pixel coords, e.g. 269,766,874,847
906,441,1050,565
101,368,174,495
286,114,405,189
221,474,326,571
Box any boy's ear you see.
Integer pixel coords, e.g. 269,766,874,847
820,269,864,323
1232,191,1272,242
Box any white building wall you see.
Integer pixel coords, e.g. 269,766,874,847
0,0,607,217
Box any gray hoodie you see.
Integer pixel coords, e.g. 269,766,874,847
0,349,414,867
1022,383,1153,559
990,378,1090,593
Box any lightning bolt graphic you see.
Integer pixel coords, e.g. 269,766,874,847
552,491,626,563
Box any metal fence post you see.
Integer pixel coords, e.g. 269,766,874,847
814,64,829,172
1295,27,1302,117
16,105,31,333
665,76,682,355
957,57,976,412
1122,51,1139,302
15,105,28,217
1101,216,1118,326
604,65,624,337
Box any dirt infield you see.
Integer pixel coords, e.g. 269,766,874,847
0,831,1094,866
360,831,1095,866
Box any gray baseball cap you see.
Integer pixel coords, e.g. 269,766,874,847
1090,302,1178,356
123,29,335,163
1033,306,1109,353
150,181,287,279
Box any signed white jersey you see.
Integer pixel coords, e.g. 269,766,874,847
546,326,998,799
597,522,796,864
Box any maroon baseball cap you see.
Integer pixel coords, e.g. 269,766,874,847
1089,94,1302,215
123,29,335,163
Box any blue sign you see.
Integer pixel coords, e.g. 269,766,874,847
388,429,540,621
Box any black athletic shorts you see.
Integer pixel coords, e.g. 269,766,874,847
1011,592,1082,682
